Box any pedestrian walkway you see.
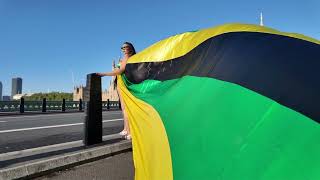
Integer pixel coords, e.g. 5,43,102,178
36,151,134,180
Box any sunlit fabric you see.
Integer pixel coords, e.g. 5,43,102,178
117,23,320,180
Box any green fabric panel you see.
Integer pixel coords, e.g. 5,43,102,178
124,75,320,180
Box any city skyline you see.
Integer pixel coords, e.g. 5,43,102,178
1,0,319,95
0,80,73,97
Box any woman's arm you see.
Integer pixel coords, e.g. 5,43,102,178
96,68,122,76
96,59,127,77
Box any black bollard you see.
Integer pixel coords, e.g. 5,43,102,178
42,98,46,112
62,99,66,112
79,98,83,111
118,99,121,110
107,99,110,110
20,98,24,113
84,73,102,146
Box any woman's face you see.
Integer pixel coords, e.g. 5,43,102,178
121,44,131,55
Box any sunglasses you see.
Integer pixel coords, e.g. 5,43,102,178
121,46,130,50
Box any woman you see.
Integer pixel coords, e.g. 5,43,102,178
96,42,136,140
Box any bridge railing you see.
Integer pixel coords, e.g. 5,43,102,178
0,99,120,113
0,101,20,112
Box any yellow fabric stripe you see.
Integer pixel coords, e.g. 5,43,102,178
117,75,173,180
128,23,320,64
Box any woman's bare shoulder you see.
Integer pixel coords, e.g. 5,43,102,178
123,56,130,61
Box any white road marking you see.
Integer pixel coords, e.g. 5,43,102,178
0,118,123,134
0,121,7,123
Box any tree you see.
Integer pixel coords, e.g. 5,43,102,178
24,92,73,101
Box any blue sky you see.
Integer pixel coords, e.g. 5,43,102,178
0,0,319,95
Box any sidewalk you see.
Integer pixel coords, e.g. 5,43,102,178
0,135,132,180
36,151,134,180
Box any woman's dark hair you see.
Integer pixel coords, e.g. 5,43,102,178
123,42,136,55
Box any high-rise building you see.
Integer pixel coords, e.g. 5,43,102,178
11,77,22,98
0,81,2,101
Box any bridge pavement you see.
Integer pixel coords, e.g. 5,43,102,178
35,151,134,180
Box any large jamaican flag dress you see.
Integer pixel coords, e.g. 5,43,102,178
116,23,320,180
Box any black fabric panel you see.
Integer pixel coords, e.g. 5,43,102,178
124,32,320,123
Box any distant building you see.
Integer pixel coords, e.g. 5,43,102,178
260,12,264,26
12,93,34,100
0,81,2,101
3,96,11,101
73,85,119,102
102,81,119,101
11,77,22,98
73,60,119,101
12,94,24,100
73,85,89,101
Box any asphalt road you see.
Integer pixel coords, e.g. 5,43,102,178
0,111,124,154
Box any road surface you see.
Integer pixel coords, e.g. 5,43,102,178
0,111,124,154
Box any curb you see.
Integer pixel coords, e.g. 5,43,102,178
0,140,132,180
0,134,123,162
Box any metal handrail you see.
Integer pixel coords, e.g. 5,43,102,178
0,99,120,113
